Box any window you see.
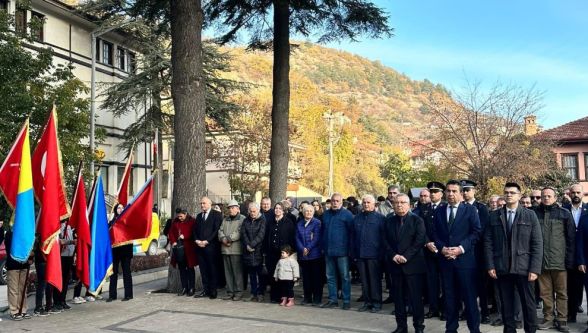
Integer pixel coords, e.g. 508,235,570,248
15,8,26,35
562,154,579,181
162,170,169,198
117,47,125,71
0,0,8,11
95,38,100,62
30,11,44,42
585,153,588,181
127,52,136,74
99,165,110,194
102,41,113,66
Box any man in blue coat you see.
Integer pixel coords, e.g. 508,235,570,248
432,180,482,333
352,194,385,313
320,193,354,310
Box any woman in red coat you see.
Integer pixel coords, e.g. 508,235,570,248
168,208,198,296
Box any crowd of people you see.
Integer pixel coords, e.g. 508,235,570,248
4,179,588,333
159,180,588,333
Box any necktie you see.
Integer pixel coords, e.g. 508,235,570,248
508,210,514,232
448,206,455,227
202,211,208,221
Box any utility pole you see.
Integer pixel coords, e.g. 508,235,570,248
323,111,348,197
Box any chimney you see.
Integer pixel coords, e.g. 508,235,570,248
524,115,538,136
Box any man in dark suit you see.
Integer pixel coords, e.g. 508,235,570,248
484,182,543,333
383,194,427,333
414,181,445,320
193,196,223,299
564,184,588,322
432,179,481,333
461,179,492,324
576,211,588,333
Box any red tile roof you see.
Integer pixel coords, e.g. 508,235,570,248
536,116,588,142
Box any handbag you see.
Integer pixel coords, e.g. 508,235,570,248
172,238,186,264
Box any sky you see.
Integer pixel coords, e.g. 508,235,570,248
324,0,588,130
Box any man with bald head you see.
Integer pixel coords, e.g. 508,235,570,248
193,196,223,299
352,194,385,313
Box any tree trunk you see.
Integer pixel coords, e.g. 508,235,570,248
170,0,206,214
268,0,290,204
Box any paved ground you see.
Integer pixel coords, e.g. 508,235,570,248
2,278,588,333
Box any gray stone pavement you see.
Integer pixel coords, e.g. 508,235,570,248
1,278,587,333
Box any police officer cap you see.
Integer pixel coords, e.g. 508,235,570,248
460,179,477,188
427,181,446,191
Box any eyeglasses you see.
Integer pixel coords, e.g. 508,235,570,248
531,196,541,200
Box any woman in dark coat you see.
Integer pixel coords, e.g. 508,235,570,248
108,204,134,301
241,203,266,301
296,204,323,305
168,208,198,296
264,202,296,302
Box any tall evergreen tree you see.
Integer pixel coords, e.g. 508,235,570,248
205,0,393,203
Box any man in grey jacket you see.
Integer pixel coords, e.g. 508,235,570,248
484,182,543,333
218,200,245,301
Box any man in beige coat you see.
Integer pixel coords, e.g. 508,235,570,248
218,200,245,301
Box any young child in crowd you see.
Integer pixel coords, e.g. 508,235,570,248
273,245,299,307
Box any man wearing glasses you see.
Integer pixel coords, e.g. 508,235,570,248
378,185,399,217
530,190,542,208
535,187,575,332
484,182,542,333
383,194,426,333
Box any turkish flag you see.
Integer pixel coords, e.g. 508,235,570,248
111,176,153,247
32,107,71,291
68,166,91,288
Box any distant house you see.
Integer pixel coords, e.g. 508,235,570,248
532,115,588,189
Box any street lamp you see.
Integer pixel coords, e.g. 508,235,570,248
90,20,134,172
322,111,348,197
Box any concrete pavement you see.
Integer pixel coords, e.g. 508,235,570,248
2,277,587,333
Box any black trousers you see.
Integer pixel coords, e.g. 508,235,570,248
496,274,537,333
477,268,490,317
261,252,280,300
197,249,219,295
425,254,441,313
300,258,323,304
177,261,195,291
277,280,295,298
392,273,425,330
56,256,73,303
567,269,584,320
109,249,133,299
357,258,382,306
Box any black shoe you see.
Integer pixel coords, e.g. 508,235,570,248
121,297,133,301
516,321,523,329
358,304,371,312
357,295,365,302
491,317,503,326
61,303,71,310
425,311,439,319
194,291,207,298
481,315,491,324
33,308,49,317
415,329,424,333
382,296,393,304
439,313,446,321
341,303,350,310
187,289,194,297
568,317,576,323
370,306,381,313
391,327,408,333
209,292,217,299
178,289,187,296
578,305,584,313
320,301,339,308
106,298,116,302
